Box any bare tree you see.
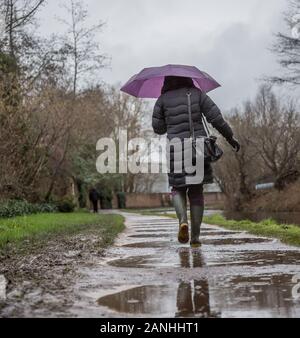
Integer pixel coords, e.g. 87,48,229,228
250,85,300,187
0,0,67,95
1,0,46,56
215,85,300,210
0,1,112,203
215,106,261,210
269,0,300,86
41,1,108,199
105,87,148,193
58,0,107,96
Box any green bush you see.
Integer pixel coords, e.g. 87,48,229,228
0,200,57,218
116,192,126,209
56,197,76,213
99,187,113,209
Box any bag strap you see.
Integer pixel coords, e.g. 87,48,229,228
187,91,210,139
201,108,211,137
187,92,195,140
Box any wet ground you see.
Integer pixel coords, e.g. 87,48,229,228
72,213,300,318
1,212,300,318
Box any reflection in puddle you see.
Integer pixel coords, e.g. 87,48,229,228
109,249,300,269
109,255,175,268
109,249,205,269
100,248,300,317
123,236,270,249
98,282,218,318
98,276,300,317
211,274,300,317
100,250,218,317
98,215,300,318
208,250,300,267
176,280,217,318
178,248,204,268
175,250,218,317
98,285,176,316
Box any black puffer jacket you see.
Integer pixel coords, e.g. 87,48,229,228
152,87,233,187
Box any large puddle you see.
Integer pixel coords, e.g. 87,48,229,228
98,273,300,318
74,213,300,318
98,283,214,318
108,248,300,269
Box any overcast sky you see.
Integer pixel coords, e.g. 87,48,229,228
37,0,291,111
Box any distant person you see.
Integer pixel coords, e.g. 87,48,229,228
89,188,99,213
152,76,240,248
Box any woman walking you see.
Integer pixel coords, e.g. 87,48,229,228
152,76,240,248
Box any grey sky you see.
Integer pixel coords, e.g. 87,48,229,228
38,0,290,111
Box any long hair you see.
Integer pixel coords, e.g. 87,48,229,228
161,76,196,95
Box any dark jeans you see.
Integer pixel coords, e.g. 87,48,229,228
171,185,204,206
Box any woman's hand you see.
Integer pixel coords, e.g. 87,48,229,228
227,137,241,153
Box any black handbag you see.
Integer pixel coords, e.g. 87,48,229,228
187,92,223,163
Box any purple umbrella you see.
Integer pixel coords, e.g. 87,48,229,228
121,64,221,98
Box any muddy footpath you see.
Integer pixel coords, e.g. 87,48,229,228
1,212,300,318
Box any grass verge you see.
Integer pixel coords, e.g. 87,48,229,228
0,212,125,251
204,214,300,247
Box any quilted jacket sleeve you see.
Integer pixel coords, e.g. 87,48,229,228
200,92,233,140
152,97,167,135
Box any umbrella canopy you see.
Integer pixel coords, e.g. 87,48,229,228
121,64,221,98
